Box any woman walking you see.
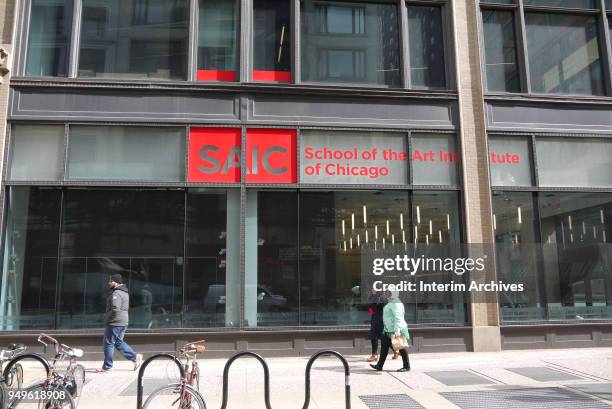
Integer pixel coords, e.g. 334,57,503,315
366,289,385,362
370,291,410,372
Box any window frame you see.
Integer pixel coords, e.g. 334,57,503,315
480,0,612,97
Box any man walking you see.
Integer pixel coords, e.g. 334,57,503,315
97,274,143,373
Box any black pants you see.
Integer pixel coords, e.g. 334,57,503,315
371,339,378,354
376,334,410,369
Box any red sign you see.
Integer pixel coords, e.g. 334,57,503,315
246,128,296,183
188,128,296,183
188,128,241,183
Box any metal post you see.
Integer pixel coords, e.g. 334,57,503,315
136,354,185,409
220,351,272,409
302,350,350,409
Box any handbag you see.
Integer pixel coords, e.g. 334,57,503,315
391,334,409,351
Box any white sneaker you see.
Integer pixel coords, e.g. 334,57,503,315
134,354,143,371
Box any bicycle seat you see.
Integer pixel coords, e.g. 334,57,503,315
67,348,84,358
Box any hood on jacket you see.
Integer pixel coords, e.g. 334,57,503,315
114,284,129,293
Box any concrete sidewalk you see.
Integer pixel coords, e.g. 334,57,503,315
42,348,612,408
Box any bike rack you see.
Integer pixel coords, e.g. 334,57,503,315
136,349,351,409
136,353,185,409
302,350,350,409
220,351,272,409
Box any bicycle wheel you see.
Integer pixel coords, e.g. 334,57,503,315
8,382,75,409
143,383,206,409
3,354,50,390
1,382,8,409
68,365,85,407
5,364,23,390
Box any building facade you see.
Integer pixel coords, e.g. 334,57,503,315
0,0,611,357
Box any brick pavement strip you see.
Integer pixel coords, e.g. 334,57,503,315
56,348,612,409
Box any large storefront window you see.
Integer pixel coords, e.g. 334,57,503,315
0,188,240,330
25,0,73,77
78,0,189,80
490,134,612,322
301,0,401,86
1,187,62,330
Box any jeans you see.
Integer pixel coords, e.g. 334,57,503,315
103,325,137,369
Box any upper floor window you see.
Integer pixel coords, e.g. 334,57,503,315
78,0,189,80
25,0,73,77
197,0,238,81
301,0,401,86
481,1,606,96
253,0,291,82
407,4,446,88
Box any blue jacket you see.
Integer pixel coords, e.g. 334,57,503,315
383,301,409,339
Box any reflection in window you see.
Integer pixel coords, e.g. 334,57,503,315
25,0,73,77
197,0,238,81
301,0,400,86
1,187,62,330
492,192,544,321
245,191,299,327
184,189,240,327
57,189,185,329
539,192,612,320
482,9,520,92
253,0,291,81
78,0,189,80
525,13,604,95
407,5,445,88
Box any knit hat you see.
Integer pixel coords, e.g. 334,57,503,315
109,274,123,284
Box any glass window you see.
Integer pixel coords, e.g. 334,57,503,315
9,125,64,181
536,138,612,187
78,0,189,80
407,5,445,88
245,191,299,327
253,0,291,81
489,136,532,186
492,191,544,321
608,0,612,9
411,191,465,324
301,0,401,86
411,134,459,185
185,189,240,328
67,126,185,181
197,0,238,81
25,0,73,77
482,9,520,92
524,0,597,8
481,0,515,3
300,190,410,325
539,192,612,320
57,189,185,329
300,130,408,185
525,13,604,95
1,187,62,330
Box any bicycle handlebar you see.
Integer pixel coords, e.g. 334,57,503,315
180,340,206,355
37,333,59,353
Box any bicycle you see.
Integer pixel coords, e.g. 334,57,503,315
8,334,85,409
1,343,26,409
143,340,207,409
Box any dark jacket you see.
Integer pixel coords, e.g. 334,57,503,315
368,292,386,340
104,284,130,327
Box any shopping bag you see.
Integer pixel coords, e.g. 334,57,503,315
391,334,409,351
